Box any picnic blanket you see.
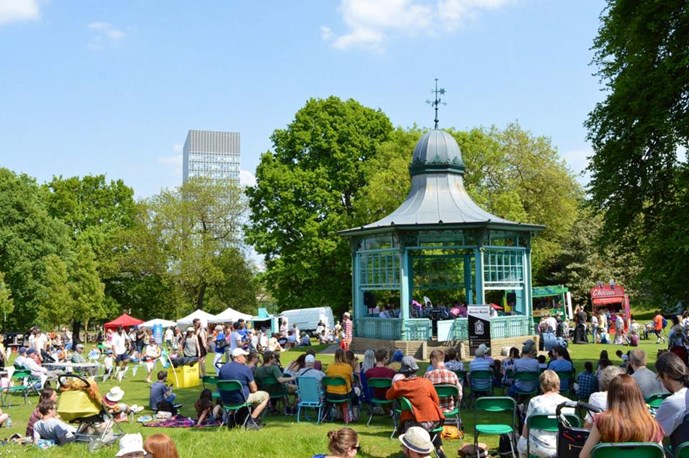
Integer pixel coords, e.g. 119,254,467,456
141,416,218,428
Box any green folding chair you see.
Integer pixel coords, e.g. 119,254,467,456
526,414,558,457
202,375,220,401
468,370,494,406
2,369,38,407
675,441,689,458
434,384,462,430
513,371,539,401
589,442,665,458
474,396,516,458
366,377,395,433
216,380,253,429
555,371,575,396
258,374,290,415
322,376,352,423
398,397,444,456
645,393,670,409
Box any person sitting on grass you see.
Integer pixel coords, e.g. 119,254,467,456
149,371,177,413
218,348,269,430
33,401,77,446
103,386,143,422
579,374,663,458
26,387,58,438
312,427,360,458
195,388,222,426
144,433,180,458
115,433,147,458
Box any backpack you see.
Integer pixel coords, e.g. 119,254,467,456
663,317,668,328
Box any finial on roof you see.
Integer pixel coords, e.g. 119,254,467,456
426,78,446,129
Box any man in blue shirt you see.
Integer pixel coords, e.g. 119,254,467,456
547,346,574,392
218,348,269,430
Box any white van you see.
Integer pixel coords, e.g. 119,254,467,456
279,307,335,336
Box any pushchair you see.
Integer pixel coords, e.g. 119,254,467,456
57,374,124,452
556,400,602,458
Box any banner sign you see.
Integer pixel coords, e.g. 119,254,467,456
153,324,163,345
468,305,491,356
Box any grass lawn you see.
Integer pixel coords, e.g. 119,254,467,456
0,335,666,457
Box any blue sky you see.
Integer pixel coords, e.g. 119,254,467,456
0,0,605,198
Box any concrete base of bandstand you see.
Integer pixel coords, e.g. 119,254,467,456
350,335,540,361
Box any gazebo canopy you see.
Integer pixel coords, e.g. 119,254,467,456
140,318,177,329
104,313,144,330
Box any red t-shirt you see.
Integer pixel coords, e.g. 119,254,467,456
654,314,664,331
365,366,396,399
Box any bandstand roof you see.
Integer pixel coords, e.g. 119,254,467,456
341,129,544,237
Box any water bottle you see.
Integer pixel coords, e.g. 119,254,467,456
6,416,11,428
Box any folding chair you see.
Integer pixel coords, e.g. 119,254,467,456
675,441,689,458
526,414,558,457
321,376,351,423
216,380,253,429
555,371,574,396
398,396,444,457
202,375,221,401
366,378,395,434
474,396,516,458
512,371,539,402
468,370,494,406
645,393,670,409
589,442,665,458
258,374,290,415
2,369,39,407
434,384,461,430
296,376,323,423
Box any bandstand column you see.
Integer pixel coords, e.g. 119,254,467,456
400,248,410,320
474,247,485,304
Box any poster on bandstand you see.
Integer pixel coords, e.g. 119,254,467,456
468,305,491,356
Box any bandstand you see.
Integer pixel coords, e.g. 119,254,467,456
339,129,544,356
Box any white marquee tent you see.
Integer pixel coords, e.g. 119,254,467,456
176,309,218,328
214,307,253,323
140,318,177,329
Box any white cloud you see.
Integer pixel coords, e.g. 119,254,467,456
158,154,183,176
0,0,39,25
172,143,183,154
324,0,511,52
240,169,257,188
87,21,125,49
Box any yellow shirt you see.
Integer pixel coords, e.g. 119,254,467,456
325,362,353,395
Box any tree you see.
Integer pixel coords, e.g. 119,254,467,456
0,272,14,330
0,168,70,329
146,177,252,313
37,255,71,327
246,96,393,312
586,0,689,240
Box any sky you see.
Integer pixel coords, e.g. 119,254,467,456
0,0,607,199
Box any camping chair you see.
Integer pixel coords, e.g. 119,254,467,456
555,371,575,395
296,376,323,423
216,380,253,429
434,384,461,430
645,393,670,409
513,371,539,402
2,369,39,407
397,397,444,457
474,396,517,458
468,370,494,406
589,442,665,458
675,441,689,458
258,374,290,415
202,375,221,401
321,376,352,424
366,378,395,433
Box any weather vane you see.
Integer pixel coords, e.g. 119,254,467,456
426,78,446,129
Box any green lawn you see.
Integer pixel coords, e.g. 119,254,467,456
0,337,665,457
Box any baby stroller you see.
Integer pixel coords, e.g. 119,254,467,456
556,400,602,458
57,374,124,452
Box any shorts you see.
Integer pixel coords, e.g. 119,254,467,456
116,354,129,363
247,391,269,406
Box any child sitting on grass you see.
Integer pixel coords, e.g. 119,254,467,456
195,389,222,426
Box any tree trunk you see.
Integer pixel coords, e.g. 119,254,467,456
72,320,82,345
197,283,207,309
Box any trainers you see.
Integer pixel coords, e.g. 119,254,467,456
130,405,144,413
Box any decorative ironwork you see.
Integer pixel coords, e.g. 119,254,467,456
426,78,446,129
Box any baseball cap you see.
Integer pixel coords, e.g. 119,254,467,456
26,348,36,355
231,348,249,358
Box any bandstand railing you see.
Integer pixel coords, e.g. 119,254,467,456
355,318,402,340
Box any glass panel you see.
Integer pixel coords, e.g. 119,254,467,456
483,249,524,286
359,250,400,289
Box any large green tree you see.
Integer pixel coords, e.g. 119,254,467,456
0,169,70,329
246,96,394,312
146,177,254,314
586,0,689,240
